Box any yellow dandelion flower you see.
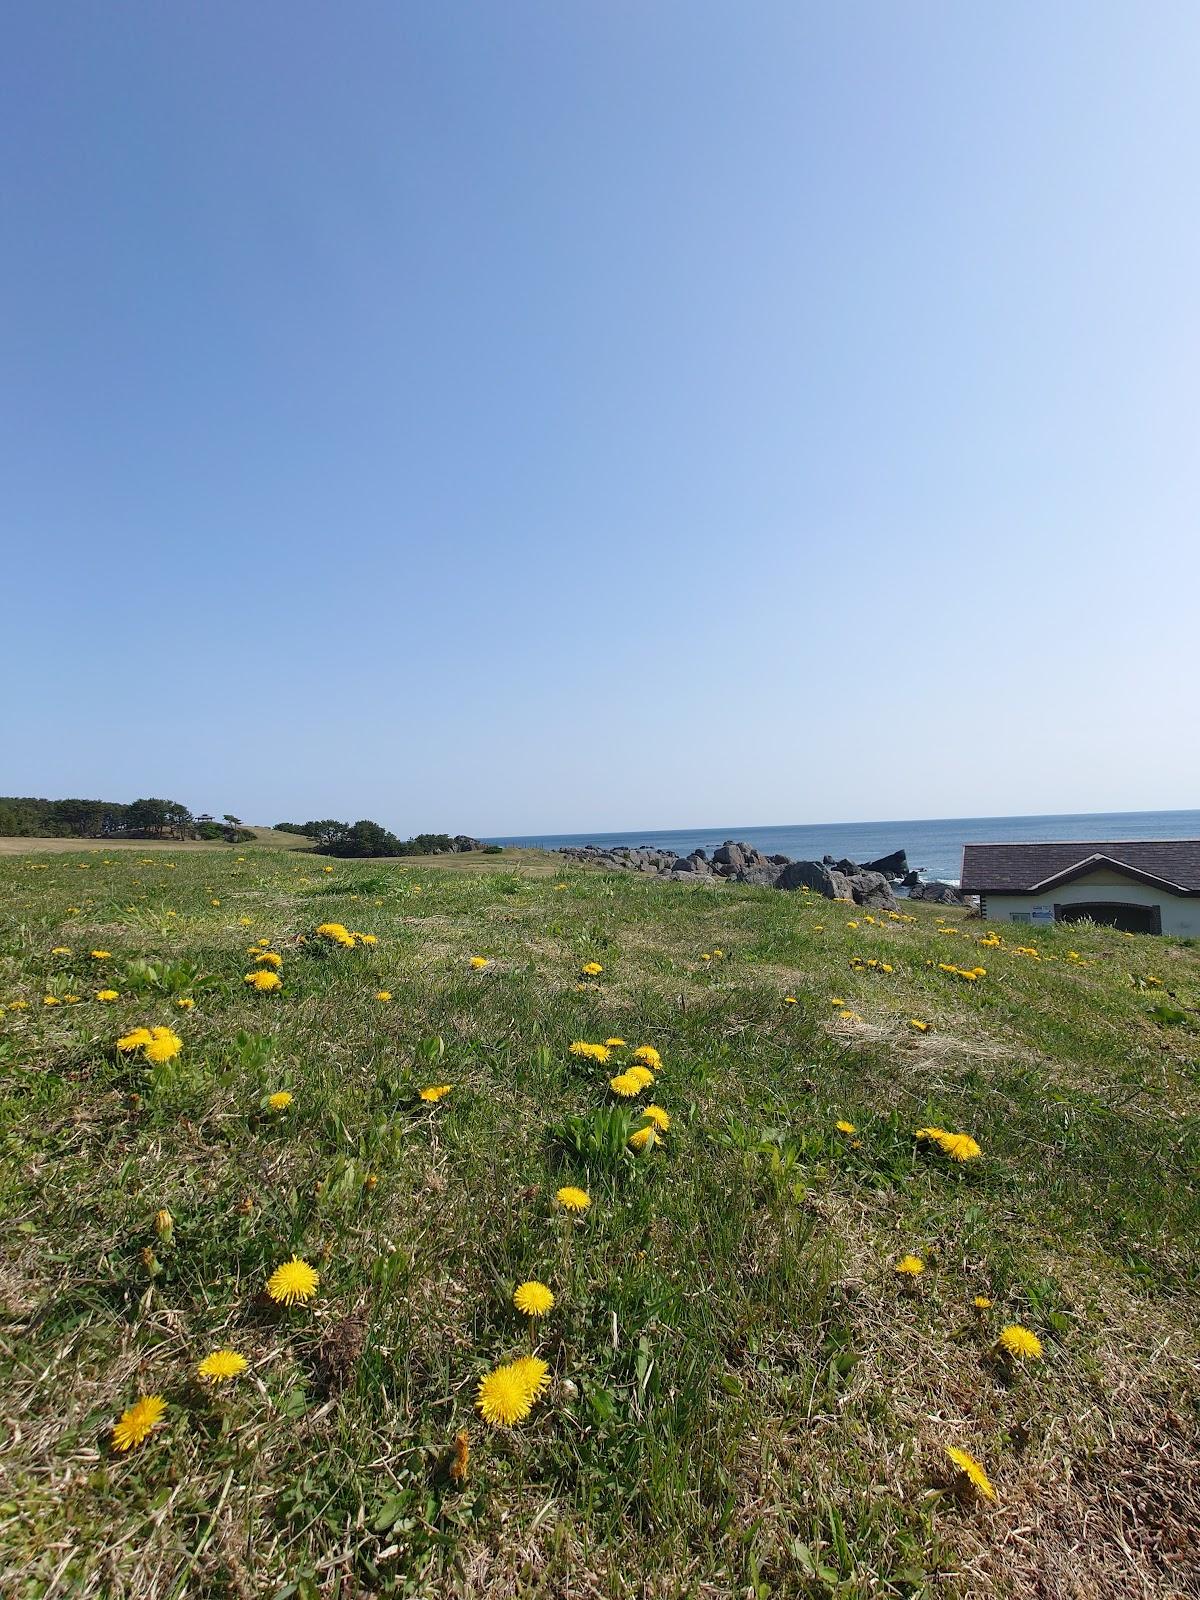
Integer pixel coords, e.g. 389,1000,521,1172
51,946,71,955
830,996,845,1006
8,999,30,1009
894,1254,925,1277
356,933,378,946
254,951,282,968
629,1125,658,1152
836,1119,856,1134
91,950,112,960
846,921,858,930
267,1091,293,1111
631,1046,661,1069
555,1185,590,1212
65,994,81,1003
244,969,282,992
569,1041,610,1064
915,1126,946,1141
111,1394,167,1452
176,997,194,1009
783,995,797,1005
909,1019,930,1032
469,956,490,969
510,1354,550,1398
974,1295,993,1309
375,990,392,1002
626,1065,655,1089
609,1073,642,1098
475,1362,534,1426
642,1104,670,1131
936,1131,982,1162
946,1445,995,1501
197,1349,248,1383
997,1324,1042,1360
513,1280,555,1317
316,922,351,942
604,1037,627,1048
581,961,603,976
266,1256,319,1306
143,1027,183,1064
116,1027,154,1053
419,1084,452,1102
43,995,61,1006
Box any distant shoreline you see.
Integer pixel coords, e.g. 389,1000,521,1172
489,809,1200,890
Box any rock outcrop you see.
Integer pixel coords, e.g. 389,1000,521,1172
555,839,921,908
907,880,967,904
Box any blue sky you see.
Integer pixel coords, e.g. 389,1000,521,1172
4,3,1198,835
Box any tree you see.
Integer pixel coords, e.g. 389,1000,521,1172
306,819,351,851
127,798,169,836
223,813,242,827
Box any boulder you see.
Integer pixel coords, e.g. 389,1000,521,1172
846,871,899,911
712,842,746,872
901,870,919,889
775,860,837,896
769,853,791,866
863,848,908,879
673,855,698,872
734,864,781,886
907,880,967,905
835,858,859,876
827,870,856,901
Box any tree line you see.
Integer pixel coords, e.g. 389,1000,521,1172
0,796,253,842
0,796,482,857
274,820,485,858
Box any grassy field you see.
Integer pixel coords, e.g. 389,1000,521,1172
0,827,317,856
1,848,1198,1599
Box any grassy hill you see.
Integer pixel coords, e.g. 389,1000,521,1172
1,848,1197,1598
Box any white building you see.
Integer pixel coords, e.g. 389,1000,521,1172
960,840,1200,936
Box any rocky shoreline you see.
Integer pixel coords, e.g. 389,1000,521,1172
554,840,967,908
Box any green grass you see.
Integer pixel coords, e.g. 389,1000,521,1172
1,850,1198,1598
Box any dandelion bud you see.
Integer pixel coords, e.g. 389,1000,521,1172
154,1208,173,1241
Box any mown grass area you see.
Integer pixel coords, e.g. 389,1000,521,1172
1,849,1198,1599
0,827,316,855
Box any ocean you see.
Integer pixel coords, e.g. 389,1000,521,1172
490,810,1200,886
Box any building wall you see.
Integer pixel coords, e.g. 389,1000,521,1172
982,875,1199,936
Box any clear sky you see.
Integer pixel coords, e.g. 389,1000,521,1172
4,3,1198,836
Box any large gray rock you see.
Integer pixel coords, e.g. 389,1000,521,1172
712,842,747,872
908,880,967,904
775,860,837,896
846,871,899,911
863,849,908,879
827,870,856,901
734,864,781,886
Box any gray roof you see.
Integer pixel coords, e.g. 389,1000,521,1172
960,840,1200,896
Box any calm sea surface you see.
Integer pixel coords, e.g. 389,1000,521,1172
491,811,1200,885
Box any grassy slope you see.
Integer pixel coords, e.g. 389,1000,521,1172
1,850,1198,1600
